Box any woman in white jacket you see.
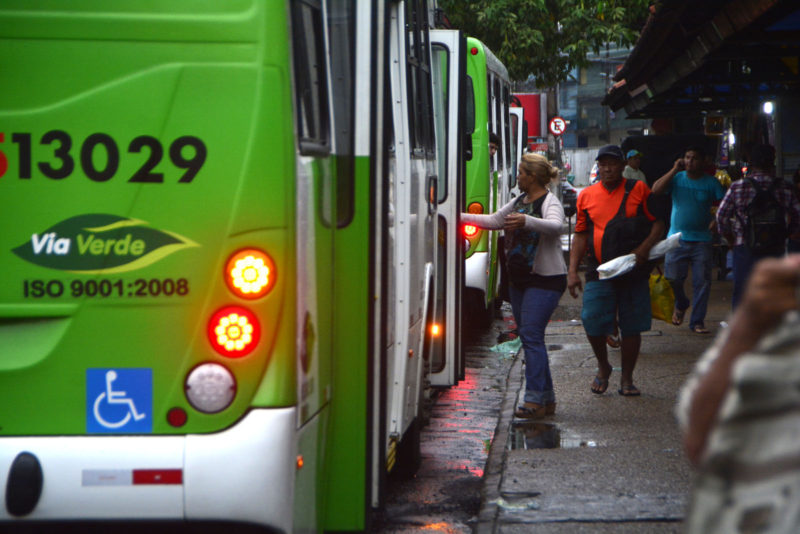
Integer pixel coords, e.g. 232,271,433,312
462,153,567,418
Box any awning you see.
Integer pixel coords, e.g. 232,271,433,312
603,0,800,118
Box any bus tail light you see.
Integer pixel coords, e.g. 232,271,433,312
185,363,236,414
208,306,261,357
225,249,275,299
467,202,483,214
464,224,478,237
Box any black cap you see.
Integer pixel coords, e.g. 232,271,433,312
595,145,625,161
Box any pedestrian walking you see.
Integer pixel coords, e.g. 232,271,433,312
568,145,665,397
716,143,800,308
678,254,800,533
462,153,566,419
651,146,725,334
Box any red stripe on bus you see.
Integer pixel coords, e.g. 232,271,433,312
132,469,183,485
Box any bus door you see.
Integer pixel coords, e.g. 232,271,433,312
429,29,466,386
509,106,525,197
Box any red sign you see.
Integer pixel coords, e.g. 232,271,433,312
548,116,566,136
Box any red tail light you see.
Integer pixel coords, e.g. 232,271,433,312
464,225,478,237
208,306,261,357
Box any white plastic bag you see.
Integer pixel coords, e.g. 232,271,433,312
597,233,682,280
597,254,636,280
648,232,681,259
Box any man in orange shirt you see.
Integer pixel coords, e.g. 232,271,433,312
568,145,665,396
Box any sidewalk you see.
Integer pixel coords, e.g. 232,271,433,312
475,278,734,533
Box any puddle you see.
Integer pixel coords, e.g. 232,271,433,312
508,421,599,450
493,490,542,511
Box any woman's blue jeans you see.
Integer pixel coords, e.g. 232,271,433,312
508,285,562,405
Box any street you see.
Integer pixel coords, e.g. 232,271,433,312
378,275,733,533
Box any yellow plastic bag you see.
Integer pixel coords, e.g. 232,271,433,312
649,272,675,322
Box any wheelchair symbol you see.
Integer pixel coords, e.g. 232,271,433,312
93,370,147,429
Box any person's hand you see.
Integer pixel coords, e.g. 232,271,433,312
631,245,649,266
503,212,526,231
733,255,800,338
567,271,583,298
674,158,685,172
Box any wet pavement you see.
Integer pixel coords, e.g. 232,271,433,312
374,318,516,533
475,279,734,533
377,275,733,533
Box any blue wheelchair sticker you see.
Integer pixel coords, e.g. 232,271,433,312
86,368,152,433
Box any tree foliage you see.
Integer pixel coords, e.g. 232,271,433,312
438,0,652,87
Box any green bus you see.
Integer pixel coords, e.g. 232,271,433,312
461,37,514,327
0,1,455,531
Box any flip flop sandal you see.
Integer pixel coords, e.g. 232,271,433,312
618,384,641,397
590,376,609,394
606,334,620,348
672,308,686,326
692,325,710,334
514,404,546,419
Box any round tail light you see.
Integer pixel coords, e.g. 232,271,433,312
208,306,261,357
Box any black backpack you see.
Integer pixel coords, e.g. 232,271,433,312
744,177,787,253
590,179,652,262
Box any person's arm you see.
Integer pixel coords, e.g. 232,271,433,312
683,255,800,466
786,183,800,240
461,197,516,230
505,195,564,236
567,232,588,298
632,219,665,265
651,158,683,195
715,186,735,242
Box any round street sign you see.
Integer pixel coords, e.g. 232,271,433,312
549,116,566,136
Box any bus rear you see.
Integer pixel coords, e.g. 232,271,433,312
0,1,297,530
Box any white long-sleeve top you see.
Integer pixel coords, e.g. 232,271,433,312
461,193,567,276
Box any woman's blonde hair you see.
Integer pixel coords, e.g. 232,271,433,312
520,153,558,187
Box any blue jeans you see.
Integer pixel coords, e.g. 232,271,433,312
664,240,712,329
509,285,562,405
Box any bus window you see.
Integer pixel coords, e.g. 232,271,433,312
405,0,435,156
326,0,356,227
291,0,330,156
464,75,475,161
432,44,449,203
503,86,512,170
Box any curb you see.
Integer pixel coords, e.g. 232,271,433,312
474,349,523,534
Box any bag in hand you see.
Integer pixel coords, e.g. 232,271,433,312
649,270,675,322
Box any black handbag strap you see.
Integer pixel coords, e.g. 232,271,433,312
613,179,637,219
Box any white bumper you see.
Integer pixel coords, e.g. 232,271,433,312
1,408,296,532
464,251,489,293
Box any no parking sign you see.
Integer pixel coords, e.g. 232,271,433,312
549,116,566,136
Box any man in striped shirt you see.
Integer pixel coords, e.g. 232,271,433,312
716,143,800,308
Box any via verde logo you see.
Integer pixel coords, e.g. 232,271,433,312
13,214,198,273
